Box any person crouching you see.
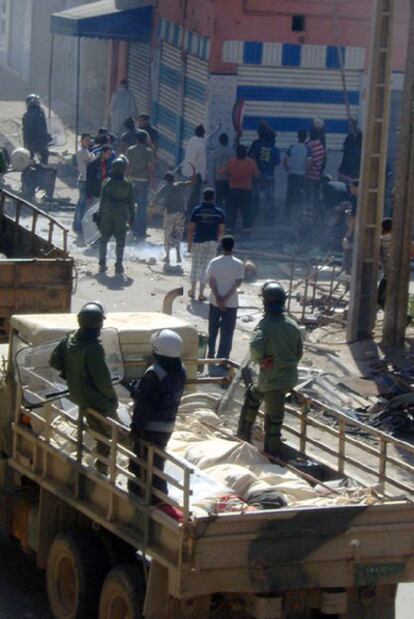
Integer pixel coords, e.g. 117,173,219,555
129,330,186,502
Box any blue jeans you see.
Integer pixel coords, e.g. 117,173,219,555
133,180,149,237
208,304,238,359
73,181,87,233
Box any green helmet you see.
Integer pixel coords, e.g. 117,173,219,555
261,282,287,306
77,301,106,329
111,157,127,176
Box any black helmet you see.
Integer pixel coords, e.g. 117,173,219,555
111,157,127,176
26,93,40,107
77,301,106,329
261,282,287,306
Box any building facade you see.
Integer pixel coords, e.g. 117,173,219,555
147,0,409,165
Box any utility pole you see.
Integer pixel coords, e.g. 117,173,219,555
382,1,414,347
346,0,394,342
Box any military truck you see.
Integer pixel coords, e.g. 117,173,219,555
1,310,414,619
0,186,73,342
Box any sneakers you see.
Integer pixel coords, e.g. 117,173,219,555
115,263,124,274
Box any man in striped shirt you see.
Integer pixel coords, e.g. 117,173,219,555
306,127,327,214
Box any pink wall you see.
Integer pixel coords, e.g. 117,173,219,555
156,0,409,73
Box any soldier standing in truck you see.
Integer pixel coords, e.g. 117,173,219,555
237,282,303,457
50,301,118,474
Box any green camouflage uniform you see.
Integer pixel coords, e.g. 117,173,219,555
50,330,118,469
239,313,303,454
98,176,134,270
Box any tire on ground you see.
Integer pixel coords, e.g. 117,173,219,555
99,564,145,619
47,529,109,619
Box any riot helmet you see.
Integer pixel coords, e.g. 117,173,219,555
261,282,287,310
77,301,106,329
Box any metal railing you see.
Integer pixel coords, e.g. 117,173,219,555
0,187,69,255
15,397,194,537
285,393,414,499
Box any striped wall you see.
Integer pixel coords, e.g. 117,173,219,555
155,22,210,164
238,65,362,150
223,40,365,70
159,18,210,62
223,40,365,150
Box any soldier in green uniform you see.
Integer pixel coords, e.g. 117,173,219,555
237,282,303,456
97,157,135,274
50,302,118,473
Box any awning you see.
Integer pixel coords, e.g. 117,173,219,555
50,0,153,41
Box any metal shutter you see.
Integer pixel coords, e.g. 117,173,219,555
127,41,151,116
156,42,183,165
182,54,209,145
238,65,362,150
8,0,25,74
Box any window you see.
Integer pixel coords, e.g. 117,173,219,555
292,15,305,32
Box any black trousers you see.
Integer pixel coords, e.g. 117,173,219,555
227,188,252,231
208,304,237,359
215,180,229,210
129,430,171,502
286,174,305,218
378,277,387,309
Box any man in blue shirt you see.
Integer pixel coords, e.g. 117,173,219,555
188,188,226,301
249,126,281,224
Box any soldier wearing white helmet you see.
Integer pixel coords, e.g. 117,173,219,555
129,330,186,500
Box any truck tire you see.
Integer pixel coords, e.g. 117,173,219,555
47,529,108,619
99,564,145,619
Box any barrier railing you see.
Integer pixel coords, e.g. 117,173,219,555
0,187,68,255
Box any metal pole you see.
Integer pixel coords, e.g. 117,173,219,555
346,0,394,342
383,1,414,347
75,36,81,152
48,33,54,125
331,0,351,120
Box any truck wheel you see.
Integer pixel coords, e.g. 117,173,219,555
47,530,108,619
99,564,145,619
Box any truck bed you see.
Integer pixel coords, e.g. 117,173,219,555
8,392,414,600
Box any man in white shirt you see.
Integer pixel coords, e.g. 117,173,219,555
73,133,94,234
183,124,206,218
206,235,243,361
